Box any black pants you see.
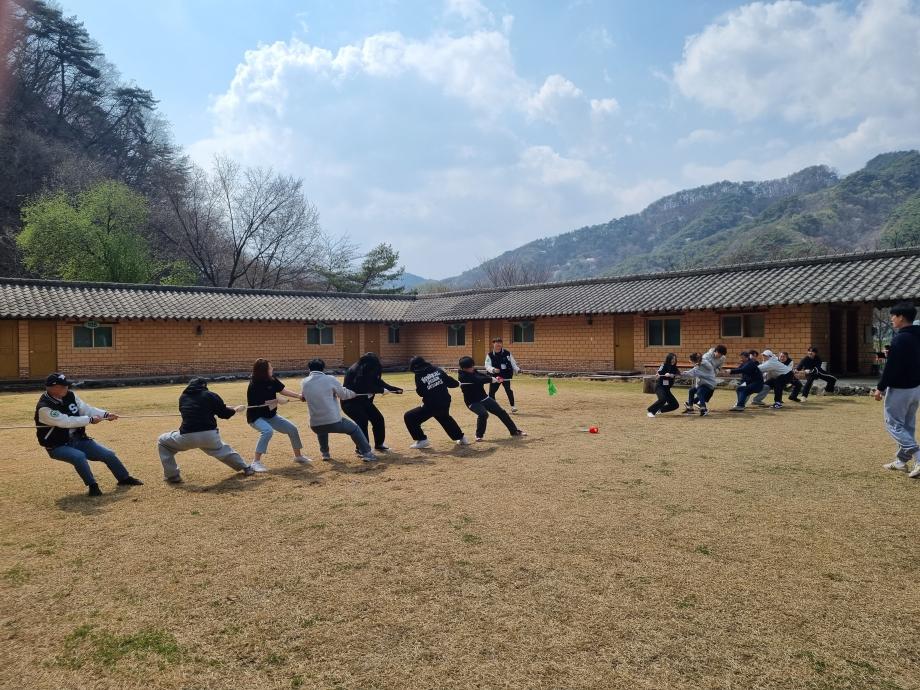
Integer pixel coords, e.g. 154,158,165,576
776,372,803,400
342,397,387,449
802,367,837,397
488,379,515,407
693,385,714,406
468,397,518,438
648,385,680,414
404,404,464,441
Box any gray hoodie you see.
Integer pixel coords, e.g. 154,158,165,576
301,371,357,427
683,357,718,388
702,348,726,377
758,353,792,381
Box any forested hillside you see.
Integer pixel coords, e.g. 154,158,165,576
444,151,920,287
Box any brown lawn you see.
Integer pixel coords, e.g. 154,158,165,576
0,375,918,690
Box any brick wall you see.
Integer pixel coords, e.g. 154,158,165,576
632,305,822,369
9,304,881,380
56,320,347,378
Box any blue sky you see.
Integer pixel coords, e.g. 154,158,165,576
64,0,920,278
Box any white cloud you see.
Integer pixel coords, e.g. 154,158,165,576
590,97,619,117
673,0,920,125
525,75,583,121
673,0,920,185
444,0,495,28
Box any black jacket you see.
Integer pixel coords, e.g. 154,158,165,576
458,369,493,406
179,378,235,434
343,355,401,399
796,355,823,371
656,363,680,388
878,325,920,391
730,359,764,387
413,365,459,409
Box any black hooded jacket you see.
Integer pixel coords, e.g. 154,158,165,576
410,358,459,409
179,378,235,434
343,354,401,399
877,324,920,391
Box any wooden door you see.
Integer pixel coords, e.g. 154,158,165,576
342,323,361,366
0,321,18,379
846,308,859,373
29,321,57,379
614,316,635,371
364,324,380,356
472,321,486,366
828,308,844,374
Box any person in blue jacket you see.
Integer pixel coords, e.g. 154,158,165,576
728,350,765,412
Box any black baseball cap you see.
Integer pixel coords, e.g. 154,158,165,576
45,373,73,387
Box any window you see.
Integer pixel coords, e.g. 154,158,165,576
647,318,680,346
73,325,114,348
512,321,535,343
388,325,400,344
447,323,466,347
307,323,334,345
721,314,765,338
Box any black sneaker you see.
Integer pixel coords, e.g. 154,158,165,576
682,406,695,414
87,483,102,497
699,406,709,416
165,474,183,484
789,396,801,402
117,476,144,486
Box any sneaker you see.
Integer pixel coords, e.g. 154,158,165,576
117,476,144,486
511,407,518,413
456,435,472,446
646,412,656,418
883,460,908,471
250,460,268,473
699,407,709,416
789,396,801,402
800,396,808,403
409,439,431,449
292,455,312,464
682,404,695,414
511,430,527,437
772,402,783,409
242,466,257,477
165,474,183,484
361,452,379,463
908,463,920,479
321,452,332,461
729,406,745,412
87,483,102,497
374,444,390,452
475,437,483,442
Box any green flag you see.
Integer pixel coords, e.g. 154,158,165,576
547,377,557,396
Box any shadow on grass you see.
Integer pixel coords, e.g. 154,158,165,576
55,487,131,514
171,473,264,494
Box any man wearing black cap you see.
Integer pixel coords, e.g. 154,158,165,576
35,373,143,496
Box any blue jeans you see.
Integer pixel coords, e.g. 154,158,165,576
736,381,764,407
250,415,302,454
883,386,920,461
311,419,372,455
49,438,130,486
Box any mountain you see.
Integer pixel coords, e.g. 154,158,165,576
442,151,920,287
386,272,429,291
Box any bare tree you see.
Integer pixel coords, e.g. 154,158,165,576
157,155,321,288
479,256,552,288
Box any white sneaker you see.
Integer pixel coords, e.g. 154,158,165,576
293,455,312,464
908,462,920,479
883,459,908,471
409,439,431,449
511,407,518,413
646,412,656,418
474,437,483,442
250,460,269,473
456,435,472,446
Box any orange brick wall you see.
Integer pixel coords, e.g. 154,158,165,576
633,306,819,368
8,305,881,380
56,320,347,378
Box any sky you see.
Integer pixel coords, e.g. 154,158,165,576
62,0,920,279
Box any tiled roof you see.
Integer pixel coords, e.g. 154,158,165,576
1,248,919,323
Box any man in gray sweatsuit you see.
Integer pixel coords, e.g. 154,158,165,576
157,378,253,482
301,359,376,462
753,349,794,408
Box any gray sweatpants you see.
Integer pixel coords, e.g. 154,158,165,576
157,429,248,479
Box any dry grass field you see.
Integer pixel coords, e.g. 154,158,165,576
0,375,918,690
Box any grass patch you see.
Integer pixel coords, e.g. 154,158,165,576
57,624,181,668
